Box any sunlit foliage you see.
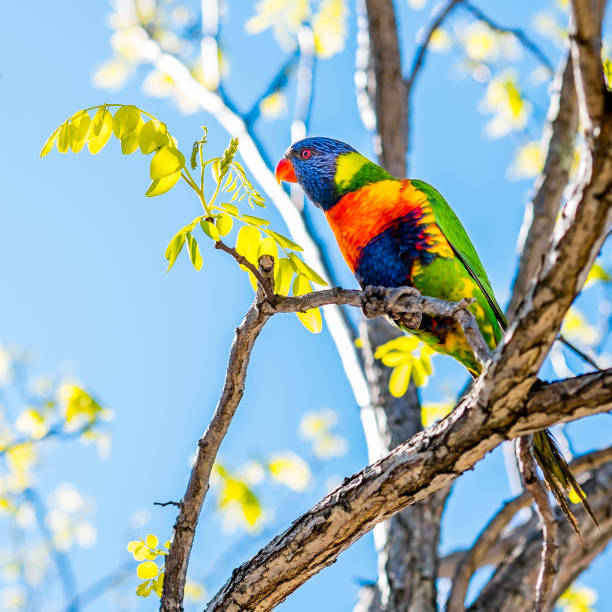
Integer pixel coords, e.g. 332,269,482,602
42,105,327,333
374,336,434,397
0,344,108,609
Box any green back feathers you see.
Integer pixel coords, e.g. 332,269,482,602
334,153,395,196
411,179,508,331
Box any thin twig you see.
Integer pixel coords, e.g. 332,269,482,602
462,2,554,73
136,28,372,410
154,500,181,508
25,488,79,611
244,50,300,126
443,445,612,603
516,436,558,612
214,240,276,301
62,561,134,612
558,334,604,371
405,0,463,96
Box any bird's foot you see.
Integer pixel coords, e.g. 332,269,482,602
361,285,422,328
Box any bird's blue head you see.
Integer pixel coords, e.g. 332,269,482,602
275,137,357,211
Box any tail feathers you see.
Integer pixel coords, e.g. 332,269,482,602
532,430,598,537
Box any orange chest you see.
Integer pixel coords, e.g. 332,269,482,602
324,180,433,272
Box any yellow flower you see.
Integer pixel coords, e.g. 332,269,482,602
312,0,347,59
508,141,544,180
92,58,131,91
463,22,499,63
558,584,597,612
562,308,598,346
480,72,531,138
246,0,310,50
269,452,311,491
429,28,452,54
259,92,288,119
421,401,453,428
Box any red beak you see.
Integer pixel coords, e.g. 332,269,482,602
275,157,297,184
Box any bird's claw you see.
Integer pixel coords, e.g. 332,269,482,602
361,285,422,328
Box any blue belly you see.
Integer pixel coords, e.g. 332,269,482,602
355,219,434,288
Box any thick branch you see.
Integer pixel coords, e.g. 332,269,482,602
507,53,578,320
160,257,275,611
205,370,612,611
364,0,407,176
569,0,607,135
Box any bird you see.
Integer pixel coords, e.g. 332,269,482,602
275,136,595,532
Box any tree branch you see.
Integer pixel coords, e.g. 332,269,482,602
364,0,408,176
136,27,372,411
405,0,462,102
214,240,275,300
507,53,578,320
468,461,612,612
440,446,612,585
461,2,554,73
569,0,607,136
244,50,299,126
160,256,275,611
516,436,558,612
204,369,612,611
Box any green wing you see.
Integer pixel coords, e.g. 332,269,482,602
411,179,508,330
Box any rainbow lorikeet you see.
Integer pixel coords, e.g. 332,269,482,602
276,136,594,530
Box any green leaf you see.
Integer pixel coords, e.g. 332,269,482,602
88,108,113,154
292,275,322,333
121,131,140,155
200,219,220,242
186,232,203,270
379,352,410,367
216,213,233,236
219,202,239,216
136,580,153,597
57,122,72,153
70,111,91,141
241,214,270,227
146,171,181,197
137,561,159,580
145,534,158,549
288,253,327,285
236,226,261,266
150,146,185,180
112,105,141,139
274,258,294,296
165,231,186,271
40,128,60,157
267,230,303,252
69,111,91,152
374,336,420,359
258,236,278,260
389,363,411,397
139,120,170,154
152,571,164,597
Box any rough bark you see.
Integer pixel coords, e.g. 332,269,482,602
508,54,578,320
161,257,275,611
204,369,612,611
468,462,612,612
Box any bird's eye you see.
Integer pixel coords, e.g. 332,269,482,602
300,149,312,160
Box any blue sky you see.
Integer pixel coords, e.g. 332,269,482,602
1,1,610,610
